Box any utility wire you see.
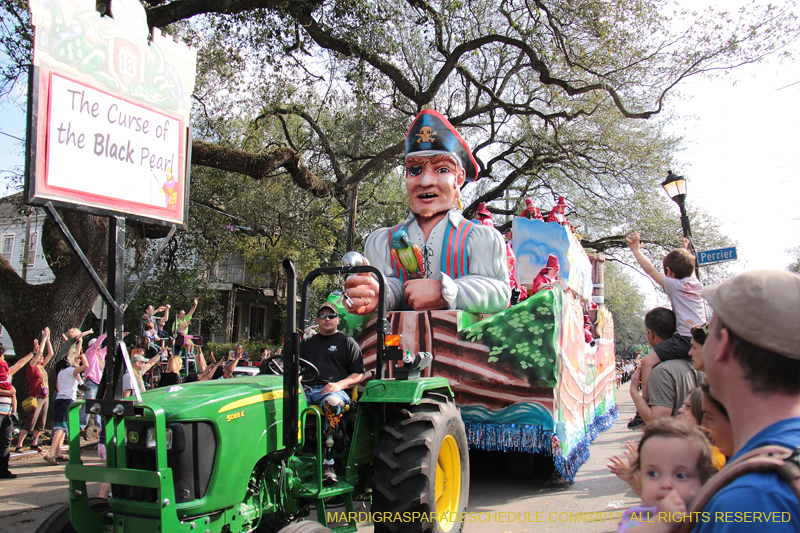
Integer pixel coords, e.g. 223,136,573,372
776,79,800,91
0,130,24,142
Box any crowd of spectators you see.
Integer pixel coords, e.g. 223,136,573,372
608,229,800,532
0,295,287,478
615,358,638,388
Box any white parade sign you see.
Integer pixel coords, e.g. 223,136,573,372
46,73,183,213
26,0,197,228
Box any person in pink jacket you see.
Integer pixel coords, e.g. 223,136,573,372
80,334,107,431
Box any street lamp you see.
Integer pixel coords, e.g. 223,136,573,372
661,169,698,276
661,170,692,239
661,170,686,205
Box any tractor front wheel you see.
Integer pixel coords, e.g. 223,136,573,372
372,395,469,533
35,498,110,533
275,521,334,533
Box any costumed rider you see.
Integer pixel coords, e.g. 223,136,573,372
344,110,510,315
546,196,568,225
300,304,365,484
474,202,495,227
521,198,544,220
532,254,563,295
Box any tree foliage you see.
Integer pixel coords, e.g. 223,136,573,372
1,0,798,355
603,261,647,359
0,0,32,99
788,246,800,275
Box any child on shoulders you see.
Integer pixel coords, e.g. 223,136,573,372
628,232,705,402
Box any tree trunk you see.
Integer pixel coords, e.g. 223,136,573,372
1,209,107,405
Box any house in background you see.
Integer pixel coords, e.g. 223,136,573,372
202,253,280,344
0,194,54,354
1,193,281,350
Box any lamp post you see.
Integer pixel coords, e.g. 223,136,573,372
661,169,698,277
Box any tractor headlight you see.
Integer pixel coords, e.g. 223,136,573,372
146,427,173,450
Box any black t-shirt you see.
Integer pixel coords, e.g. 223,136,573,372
158,372,181,388
300,331,365,387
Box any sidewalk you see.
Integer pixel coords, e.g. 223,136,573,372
0,443,104,533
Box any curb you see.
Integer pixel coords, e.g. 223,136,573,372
9,439,100,462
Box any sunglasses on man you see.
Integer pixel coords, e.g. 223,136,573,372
317,313,338,320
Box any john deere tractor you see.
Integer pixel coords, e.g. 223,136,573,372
40,260,469,533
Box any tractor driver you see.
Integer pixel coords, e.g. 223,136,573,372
300,304,365,484
343,110,510,315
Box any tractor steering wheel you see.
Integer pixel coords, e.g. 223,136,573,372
264,355,320,384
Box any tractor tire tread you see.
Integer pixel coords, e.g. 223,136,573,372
372,398,469,533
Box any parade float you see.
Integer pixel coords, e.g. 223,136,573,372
336,214,616,483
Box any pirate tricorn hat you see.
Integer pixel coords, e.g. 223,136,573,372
404,110,479,182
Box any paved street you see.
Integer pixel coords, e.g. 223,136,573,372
461,384,637,533
0,383,639,533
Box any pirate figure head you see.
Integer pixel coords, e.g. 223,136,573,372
404,111,479,220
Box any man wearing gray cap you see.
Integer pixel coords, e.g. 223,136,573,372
691,270,800,532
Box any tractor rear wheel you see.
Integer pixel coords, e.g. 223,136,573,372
372,395,469,533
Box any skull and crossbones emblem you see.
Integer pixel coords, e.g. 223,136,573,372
416,126,437,143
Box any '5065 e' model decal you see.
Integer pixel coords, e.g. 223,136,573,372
226,410,245,422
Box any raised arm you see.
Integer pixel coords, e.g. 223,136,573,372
27,337,41,368
73,352,89,376
41,328,56,366
627,232,664,288
159,304,171,327
10,350,35,375
143,348,165,372
196,348,207,372
187,298,198,318
84,333,108,364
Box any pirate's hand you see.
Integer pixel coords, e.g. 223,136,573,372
404,279,447,310
343,258,379,315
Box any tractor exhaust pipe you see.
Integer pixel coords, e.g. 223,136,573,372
267,259,300,463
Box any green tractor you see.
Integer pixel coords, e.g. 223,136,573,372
41,260,469,533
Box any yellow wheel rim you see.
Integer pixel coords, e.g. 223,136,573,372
435,434,461,531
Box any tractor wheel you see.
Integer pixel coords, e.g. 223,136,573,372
35,498,110,533
372,395,469,533
275,521,334,533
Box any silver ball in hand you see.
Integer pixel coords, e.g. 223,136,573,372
342,251,366,267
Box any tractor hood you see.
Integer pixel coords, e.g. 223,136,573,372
140,375,286,418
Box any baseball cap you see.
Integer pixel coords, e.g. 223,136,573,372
131,354,147,363
317,304,337,316
702,270,800,360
